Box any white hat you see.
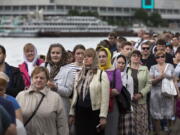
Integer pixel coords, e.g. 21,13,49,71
0,72,9,82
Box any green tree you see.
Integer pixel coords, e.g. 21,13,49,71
80,11,99,17
134,8,148,24
149,12,162,27
68,9,80,16
68,10,99,17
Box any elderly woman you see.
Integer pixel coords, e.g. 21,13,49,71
69,48,110,135
19,43,44,88
41,43,74,117
128,50,151,135
150,51,175,135
97,47,122,135
16,67,69,135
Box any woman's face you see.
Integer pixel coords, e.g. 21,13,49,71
24,47,35,62
98,51,108,66
50,47,62,64
156,54,165,64
84,55,93,67
74,49,85,64
130,54,141,64
116,57,126,72
32,71,48,90
175,52,180,60
165,46,172,54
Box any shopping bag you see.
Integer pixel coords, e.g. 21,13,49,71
161,78,177,97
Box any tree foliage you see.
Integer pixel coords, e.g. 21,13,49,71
134,8,164,27
149,12,162,27
134,8,148,24
68,10,99,17
68,10,80,16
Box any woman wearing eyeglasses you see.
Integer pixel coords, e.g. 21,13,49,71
150,51,175,135
128,50,151,135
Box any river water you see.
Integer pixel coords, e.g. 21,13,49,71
0,37,138,67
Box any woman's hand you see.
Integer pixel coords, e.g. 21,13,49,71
99,117,107,129
160,72,166,79
133,93,142,101
111,89,119,97
47,81,57,89
69,116,75,126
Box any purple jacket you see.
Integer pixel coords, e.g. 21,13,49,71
106,69,122,112
106,69,122,92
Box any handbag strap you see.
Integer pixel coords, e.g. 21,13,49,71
24,93,45,126
164,64,169,73
112,69,116,88
125,67,129,88
113,68,129,88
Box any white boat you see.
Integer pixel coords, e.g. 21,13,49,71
0,16,117,37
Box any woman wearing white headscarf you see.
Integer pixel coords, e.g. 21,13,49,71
19,43,44,88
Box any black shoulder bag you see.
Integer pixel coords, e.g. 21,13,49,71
115,68,131,114
24,94,45,126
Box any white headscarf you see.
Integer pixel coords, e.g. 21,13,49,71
23,44,39,76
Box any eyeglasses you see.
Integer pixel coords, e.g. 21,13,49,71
155,55,165,59
142,47,150,50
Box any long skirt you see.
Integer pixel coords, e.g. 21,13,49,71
75,106,104,135
133,103,149,135
105,100,119,135
119,112,134,135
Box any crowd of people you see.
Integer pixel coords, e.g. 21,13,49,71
0,30,180,135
